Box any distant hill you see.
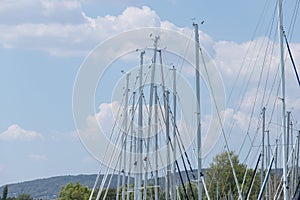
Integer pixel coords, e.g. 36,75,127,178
0,174,102,200
0,174,136,200
0,169,283,200
0,170,195,200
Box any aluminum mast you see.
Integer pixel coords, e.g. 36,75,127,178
193,22,202,200
277,0,289,199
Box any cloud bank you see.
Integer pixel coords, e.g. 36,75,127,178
0,124,42,141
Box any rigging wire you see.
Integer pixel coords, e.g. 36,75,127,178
198,41,243,199
226,0,273,104
94,51,154,198
234,5,298,190
158,55,197,177
156,91,191,200
92,0,300,197
286,0,300,40
237,3,278,157
104,82,170,199
237,5,280,186
156,90,196,200
283,31,300,86
260,6,278,109
90,86,127,199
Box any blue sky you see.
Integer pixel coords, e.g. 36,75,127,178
0,0,299,186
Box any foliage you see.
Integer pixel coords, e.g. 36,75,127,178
99,188,116,200
178,182,198,200
98,182,163,200
0,174,99,200
57,182,92,200
205,151,260,199
141,182,164,200
1,186,33,200
57,182,118,200
2,185,8,200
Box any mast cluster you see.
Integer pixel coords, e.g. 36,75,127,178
87,4,300,197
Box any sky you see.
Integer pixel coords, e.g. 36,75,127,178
0,0,300,186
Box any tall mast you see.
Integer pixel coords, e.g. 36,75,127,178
165,90,171,200
122,73,130,200
277,0,289,199
274,139,278,194
117,75,127,200
193,22,202,200
135,50,145,200
154,86,159,200
261,107,266,198
127,92,136,200
287,112,291,162
144,36,159,200
287,111,291,197
172,66,177,200
267,130,271,199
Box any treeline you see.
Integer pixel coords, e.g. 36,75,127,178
57,151,262,199
1,185,35,200
2,151,269,199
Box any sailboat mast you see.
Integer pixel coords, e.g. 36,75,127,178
172,66,177,200
135,50,145,200
144,36,159,200
277,0,289,199
154,86,159,200
287,112,291,164
193,22,202,200
261,107,266,198
165,90,171,200
122,72,130,200
267,130,271,199
274,139,278,194
127,92,136,200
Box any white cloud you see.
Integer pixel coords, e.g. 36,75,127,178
0,124,42,141
28,154,47,161
0,3,215,57
0,0,83,24
0,5,164,56
77,101,121,150
214,37,280,80
1,1,299,163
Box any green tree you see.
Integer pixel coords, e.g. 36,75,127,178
205,151,260,199
57,181,119,200
2,185,8,200
99,188,116,200
57,182,92,200
178,182,198,200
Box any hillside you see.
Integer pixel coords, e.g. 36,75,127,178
0,169,283,199
0,170,195,200
0,174,99,200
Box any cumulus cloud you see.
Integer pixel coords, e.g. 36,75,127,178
1,1,299,162
0,124,42,141
0,4,162,56
211,34,300,141
77,100,201,170
0,2,215,57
